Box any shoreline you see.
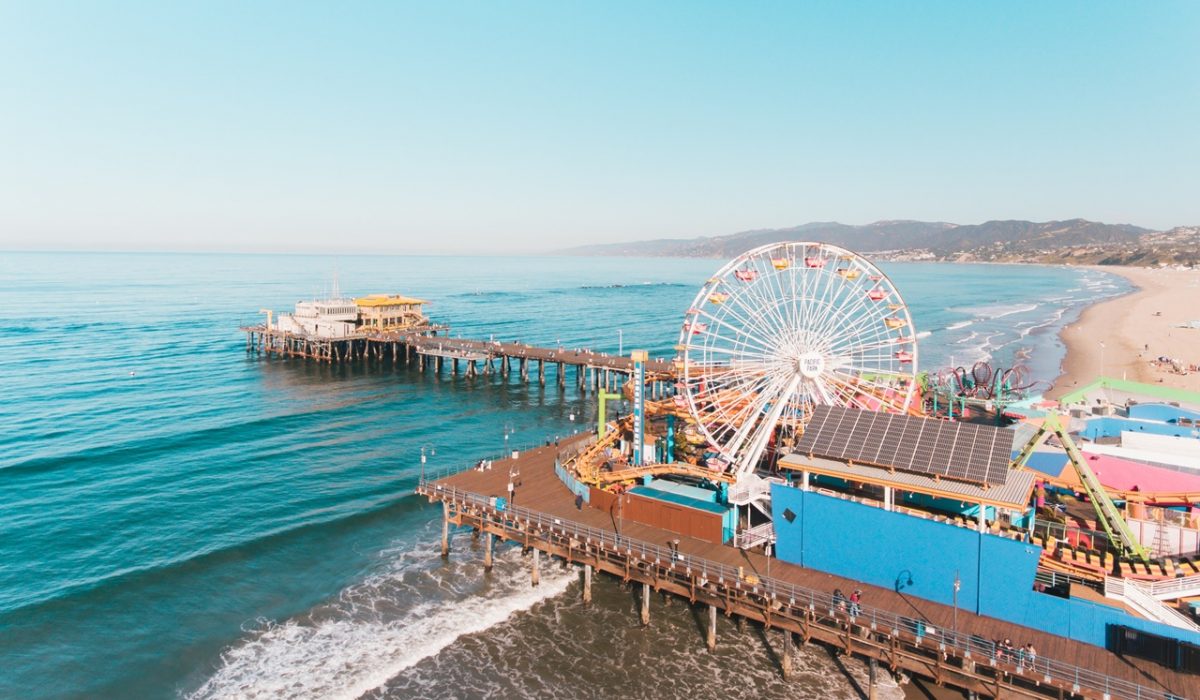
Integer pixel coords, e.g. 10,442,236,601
1047,266,1200,398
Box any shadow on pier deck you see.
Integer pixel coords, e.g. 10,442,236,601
418,442,1194,700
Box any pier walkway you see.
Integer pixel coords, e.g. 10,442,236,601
242,325,674,390
419,442,1195,700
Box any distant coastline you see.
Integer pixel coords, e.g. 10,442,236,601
562,218,1200,268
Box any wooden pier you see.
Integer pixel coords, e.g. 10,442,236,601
242,325,675,392
418,441,1195,700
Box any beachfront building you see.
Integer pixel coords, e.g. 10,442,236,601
353,294,429,332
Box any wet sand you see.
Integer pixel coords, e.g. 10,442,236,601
1048,266,1200,397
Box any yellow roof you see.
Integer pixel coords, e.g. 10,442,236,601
353,294,428,307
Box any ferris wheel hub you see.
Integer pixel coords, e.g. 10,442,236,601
796,351,825,379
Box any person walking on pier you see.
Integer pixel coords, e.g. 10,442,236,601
849,589,862,617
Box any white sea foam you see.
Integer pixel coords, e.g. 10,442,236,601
1020,307,1067,338
946,320,973,331
188,547,575,700
970,302,1039,319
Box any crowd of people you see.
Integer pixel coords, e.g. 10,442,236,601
829,586,1040,672
994,638,1038,670
832,587,862,617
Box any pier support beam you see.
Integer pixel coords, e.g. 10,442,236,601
583,564,593,604
441,501,450,558
640,582,650,625
868,657,878,700
779,630,794,680
531,548,540,587
706,603,718,651
484,532,493,571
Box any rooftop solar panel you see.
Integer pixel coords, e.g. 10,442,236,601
794,406,1011,486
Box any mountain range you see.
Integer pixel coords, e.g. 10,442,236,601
562,219,1199,267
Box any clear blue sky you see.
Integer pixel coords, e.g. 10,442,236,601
1,2,1197,253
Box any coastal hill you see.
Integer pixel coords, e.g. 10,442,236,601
563,219,1199,267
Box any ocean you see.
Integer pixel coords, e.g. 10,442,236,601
0,252,1129,699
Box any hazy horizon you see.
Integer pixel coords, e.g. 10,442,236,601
2,2,1197,254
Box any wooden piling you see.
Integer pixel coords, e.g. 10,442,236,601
441,501,450,558
640,581,650,625
484,531,493,571
780,629,793,680
707,603,717,651
531,548,541,586
583,564,593,604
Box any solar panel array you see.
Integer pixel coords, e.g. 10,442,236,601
795,406,1011,486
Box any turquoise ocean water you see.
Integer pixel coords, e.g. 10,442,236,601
0,253,1127,699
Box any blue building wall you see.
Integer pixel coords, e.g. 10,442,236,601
1128,402,1200,423
1080,416,1200,440
770,483,1200,649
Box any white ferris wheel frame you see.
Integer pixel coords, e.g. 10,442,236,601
678,241,919,476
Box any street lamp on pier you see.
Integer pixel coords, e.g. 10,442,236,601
953,570,961,641
419,444,436,483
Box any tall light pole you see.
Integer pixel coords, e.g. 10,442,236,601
420,444,435,483
953,570,961,642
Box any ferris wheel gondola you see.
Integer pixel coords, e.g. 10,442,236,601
677,241,919,476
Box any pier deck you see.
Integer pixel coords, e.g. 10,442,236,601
420,442,1194,700
242,325,674,388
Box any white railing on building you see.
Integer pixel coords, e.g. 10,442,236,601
1105,577,1200,632
1141,572,1200,601
735,521,776,549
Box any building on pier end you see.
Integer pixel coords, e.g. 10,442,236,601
353,294,429,332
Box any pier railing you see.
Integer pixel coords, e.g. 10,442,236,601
418,434,593,486
419,476,1187,700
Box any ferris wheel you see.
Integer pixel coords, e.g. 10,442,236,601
678,241,919,476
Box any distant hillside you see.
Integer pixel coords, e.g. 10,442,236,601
562,219,1198,267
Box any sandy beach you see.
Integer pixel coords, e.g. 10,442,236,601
1048,266,1200,398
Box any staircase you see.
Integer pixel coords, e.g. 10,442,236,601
727,473,785,507
1105,577,1200,631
